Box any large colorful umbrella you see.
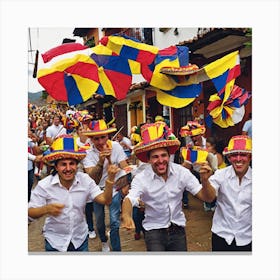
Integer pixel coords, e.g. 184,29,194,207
37,45,100,105
38,44,132,105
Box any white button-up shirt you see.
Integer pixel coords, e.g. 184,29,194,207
126,162,202,230
82,140,127,196
209,165,252,246
28,172,103,252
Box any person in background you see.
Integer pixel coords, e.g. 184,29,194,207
201,135,252,251
82,119,129,252
179,121,218,212
76,123,97,240
45,115,67,145
115,130,133,163
242,112,252,138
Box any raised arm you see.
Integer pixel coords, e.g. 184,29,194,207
195,162,216,202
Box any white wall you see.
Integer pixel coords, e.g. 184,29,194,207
153,27,198,49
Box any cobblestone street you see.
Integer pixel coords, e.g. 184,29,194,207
28,194,213,253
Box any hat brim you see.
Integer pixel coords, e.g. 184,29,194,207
223,150,252,156
160,66,200,76
82,127,117,136
43,151,86,163
134,140,180,163
180,128,206,137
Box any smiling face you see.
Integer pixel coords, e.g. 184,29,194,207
227,153,251,178
148,147,170,179
89,134,108,151
55,159,78,188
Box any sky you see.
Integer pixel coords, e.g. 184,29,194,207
28,27,84,93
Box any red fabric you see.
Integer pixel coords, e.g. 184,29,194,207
41,43,88,63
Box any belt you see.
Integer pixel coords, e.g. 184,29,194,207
166,223,185,235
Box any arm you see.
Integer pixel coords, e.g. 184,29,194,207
195,162,216,202
28,203,65,219
94,164,120,205
120,197,135,230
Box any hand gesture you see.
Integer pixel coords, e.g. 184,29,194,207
46,203,65,216
198,162,213,182
107,164,120,182
99,143,112,164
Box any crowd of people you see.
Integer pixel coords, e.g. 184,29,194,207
28,103,252,252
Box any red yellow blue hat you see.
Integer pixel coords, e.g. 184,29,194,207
134,122,180,163
82,119,117,136
223,135,252,156
43,135,87,163
180,121,206,137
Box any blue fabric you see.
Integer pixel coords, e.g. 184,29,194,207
93,191,122,251
85,202,95,232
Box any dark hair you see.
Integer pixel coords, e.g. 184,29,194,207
147,147,170,160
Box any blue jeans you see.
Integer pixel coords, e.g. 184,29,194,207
85,202,95,232
182,190,188,205
45,237,88,252
93,191,122,251
132,207,145,234
28,169,34,202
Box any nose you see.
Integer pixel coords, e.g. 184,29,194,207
65,163,72,171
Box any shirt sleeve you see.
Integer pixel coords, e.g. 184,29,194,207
28,183,47,209
126,175,143,207
86,174,103,201
181,167,202,196
208,169,223,195
113,141,128,163
82,150,97,168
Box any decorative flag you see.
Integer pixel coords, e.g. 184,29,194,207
181,146,209,163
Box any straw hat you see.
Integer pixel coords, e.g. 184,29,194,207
43,135,87,163
180,121,206,137
134,122,180,163
223,135,252,156
82,119,117,136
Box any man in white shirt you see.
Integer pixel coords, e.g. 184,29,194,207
82,119,129,252
28,135,119,252
45,115,67,145
121,122,216,251
200,135,252,251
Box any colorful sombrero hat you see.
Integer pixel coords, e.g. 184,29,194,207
43,135,87,163
180,121,206,137
223,135,252,156
63,117,79,130
82,119,117,136
160,64,200,75
134,122,180,163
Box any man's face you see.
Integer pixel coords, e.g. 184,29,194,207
90,134,108,150
148,148,170,177
191,134,202,146
55,159,78,184
227,153,251,177
53,117,60,126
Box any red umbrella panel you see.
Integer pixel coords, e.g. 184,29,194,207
37,51,100,105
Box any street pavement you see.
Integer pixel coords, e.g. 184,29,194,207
28,194,214,253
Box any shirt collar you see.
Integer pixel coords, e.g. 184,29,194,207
50,173,79,188
149,161,174,180
229,165,252,180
